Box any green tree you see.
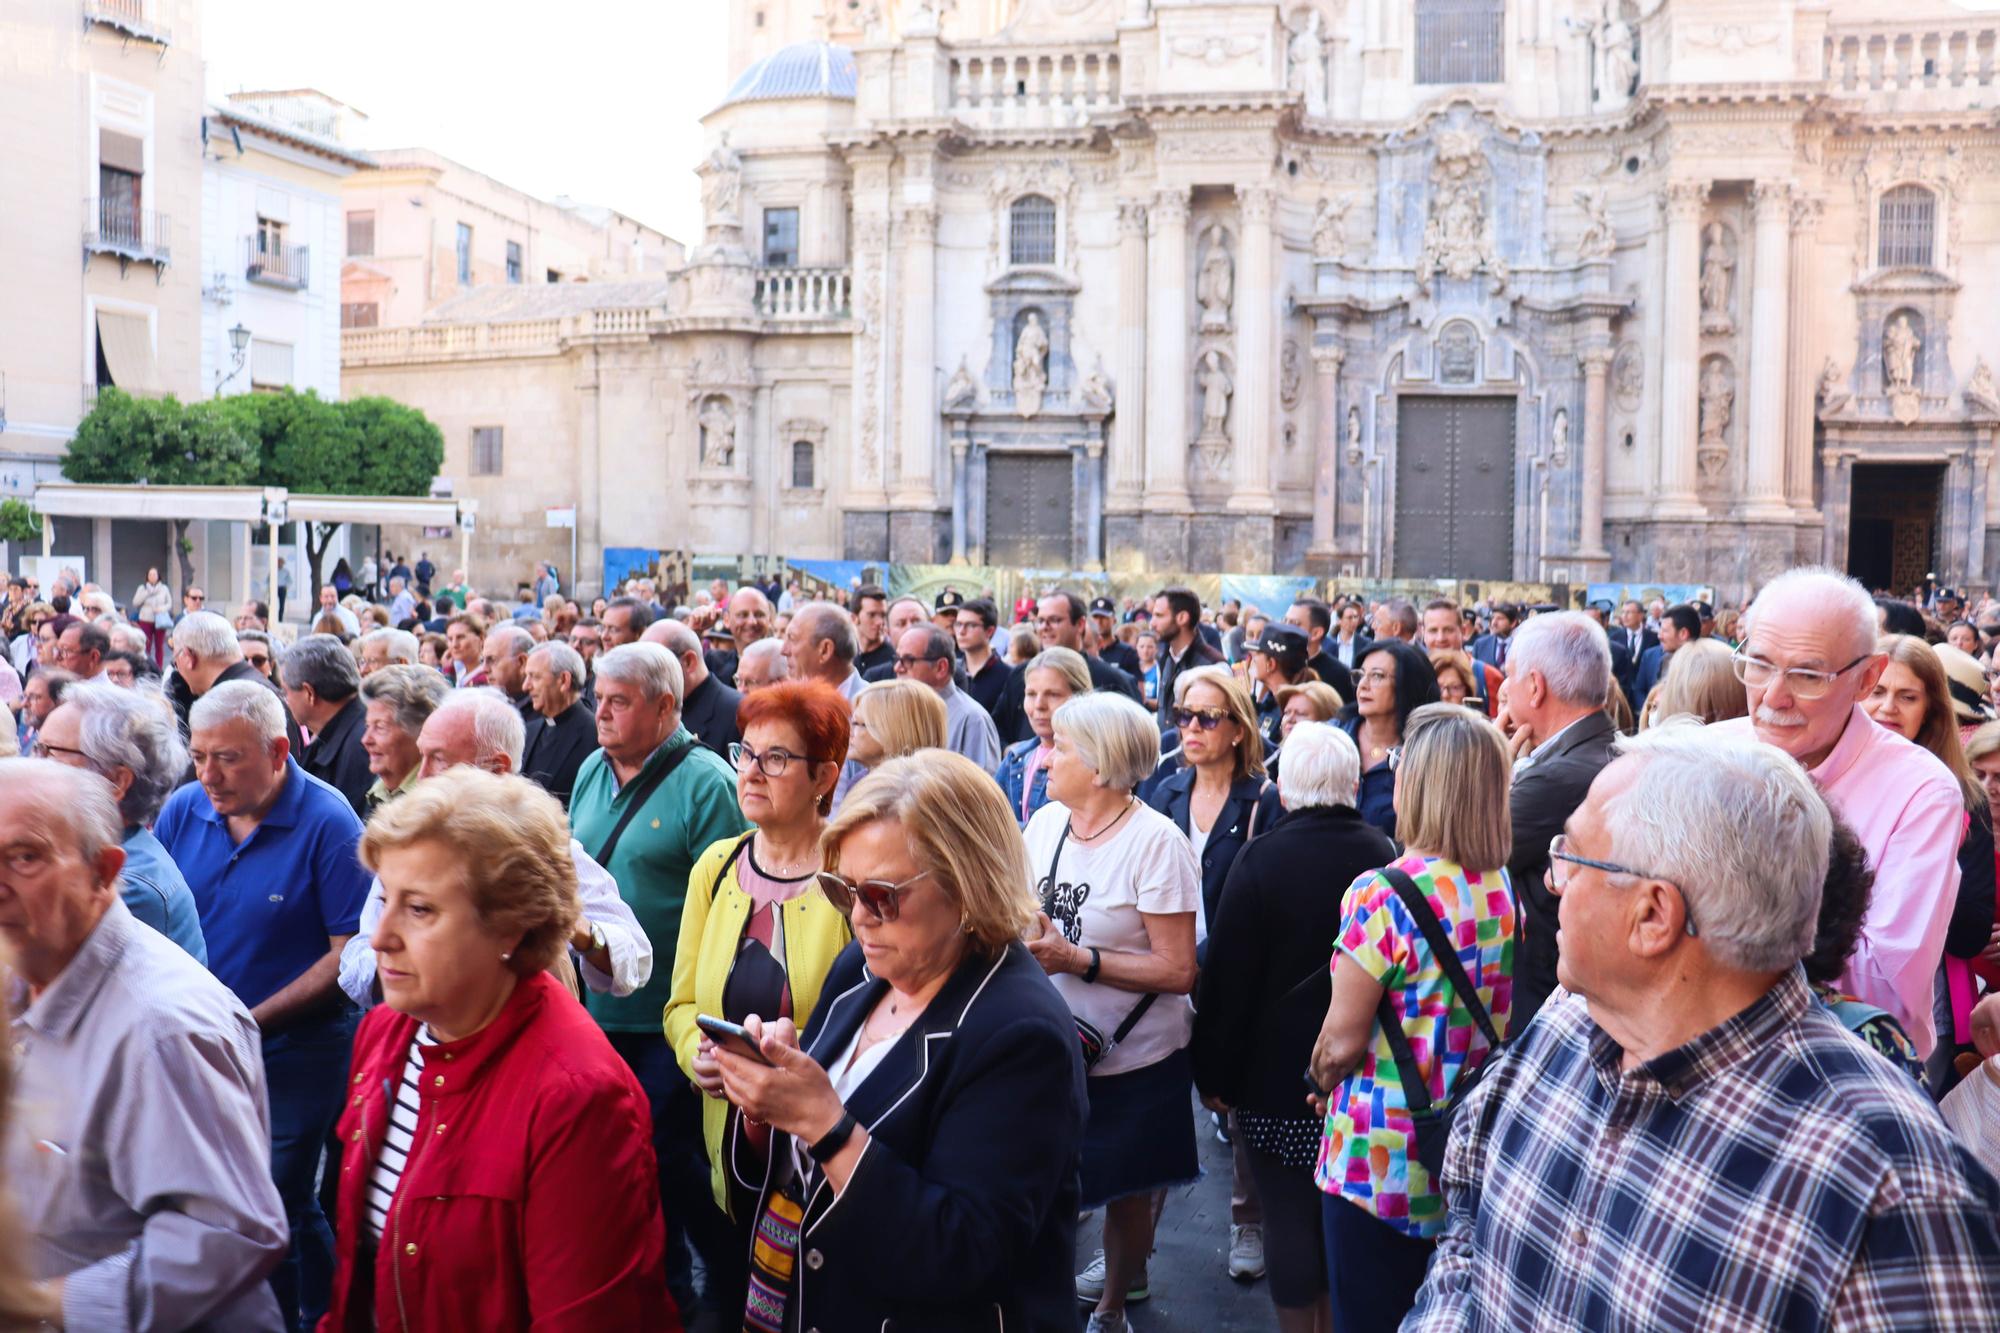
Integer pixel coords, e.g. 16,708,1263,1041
63,390,257,589
0,498,39,545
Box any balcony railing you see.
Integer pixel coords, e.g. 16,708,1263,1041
245,236,309,289
1824,21,2000,109
83,197,170,268
82,0,170,45
754,266,852,321
948,45,1121,130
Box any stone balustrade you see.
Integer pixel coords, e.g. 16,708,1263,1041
948,45,1121,130
1823,20,2000,110
754,266,852,321
342,307,662,364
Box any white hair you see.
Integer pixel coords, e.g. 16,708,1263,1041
1275,721,1360,811
61,679,188,825
107,622,148,655
190,679,287,745
595,641,683,706
1052,692,1161,792
360,627,419,665
1507,610,1612,706
740,637,790,680
431,687,526,771
1744,566,1879,663
529,641,586,693
172,610,239,662
487,623,534,656
1605,719,1829,973
0,758,123,864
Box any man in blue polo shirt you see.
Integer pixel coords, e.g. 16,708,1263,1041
155,680,369,1333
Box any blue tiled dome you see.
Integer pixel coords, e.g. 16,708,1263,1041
720,41,858,106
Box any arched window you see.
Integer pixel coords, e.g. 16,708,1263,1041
1009,194,1057,266
791,440,815,489
1877,185,1937,269
1416,0,1505,85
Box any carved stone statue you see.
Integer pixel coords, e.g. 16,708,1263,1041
1279,340,1303,409
1966,357,2000,417
1550,407,1571,466
1594,2,1638,111
1699,223,1734,334
1195,349,1233,476
1312,195,1349,260
699,396,737,468
1417,129,1506,289
943,356,978,412
1197,225,1234,331
1289,10,1328,120
1817,357,1851,416
1344,405,1363,463
698,135,743,231
1697,359,1733,478
1080,363,1113,412
1012,312,1049,418
1883,314,1921,392
1574,187,1615,262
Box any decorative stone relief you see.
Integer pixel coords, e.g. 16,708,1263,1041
1279,339,1303,410
1197,223,1235,332
1012,311,1050,418
1965,357,2000,417
1697,356,1734,481
1816,357,1852,418
1549,407,1571,468
1287,10,1327,120
1438,322,1479,385
1612,341,1643,410
698,395,738,469
1574,187,1615,262
1312,195,1349,260
1417,128,1506,289
1080,362,1114,413
1699,222,1736,336
1681,23,1783,56
1169,34,1261,67
944,357,978,413
1884,311,1923,423
1345,406,1363,464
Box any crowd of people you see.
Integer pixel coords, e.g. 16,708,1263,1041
3,555,2000,1332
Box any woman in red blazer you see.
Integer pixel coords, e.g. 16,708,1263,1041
320,767,676,1332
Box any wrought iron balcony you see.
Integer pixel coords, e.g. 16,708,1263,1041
83,197,170,272
82,0,170,46
245,236,309,289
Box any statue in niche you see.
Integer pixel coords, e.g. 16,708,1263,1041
1550,408,1571,467
1817,357,1851,416
1345,405,1363,463
1279,340,1303,409
1080,362,1114,412
1197,224,1234,331
1699,223,1734,334
1196,349,1233,451
1312,195,1349,260
698,135,742,229
1697,359,1732,478
943,356,978,412
1417,129,1505,289
1592,1,1639,111
699,396,737,468
1965,357,2000,417
1574,187,1615,261
1012,311,1049,418
1288,10,1328,120
1883,314,1921,393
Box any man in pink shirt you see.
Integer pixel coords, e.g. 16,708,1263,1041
1714,566,1963,1055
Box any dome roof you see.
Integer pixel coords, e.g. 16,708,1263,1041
720,41,857,107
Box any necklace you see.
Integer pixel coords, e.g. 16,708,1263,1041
754,830,819,877
1069,796,1138,843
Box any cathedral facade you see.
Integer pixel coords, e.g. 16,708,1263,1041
343,0,2000,600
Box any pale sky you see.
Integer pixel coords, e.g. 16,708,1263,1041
202,0,731,245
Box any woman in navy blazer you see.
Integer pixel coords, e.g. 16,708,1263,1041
715,751,1086,1333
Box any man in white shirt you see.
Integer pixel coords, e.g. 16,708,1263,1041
895,624,1000,772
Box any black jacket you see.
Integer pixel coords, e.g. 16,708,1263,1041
854,641,894,676
1305,649,1355,703
962,653,1012,719
171,659,304,763
1156,635,1227,726
1099,638,1142,682
1508,709,1620,1029
680,673,742,759
521,700,598,810
733,942,1086,1333
994,652,1141,745
1192,805,1397,1114
298,695,372,818
1146,767,1286,937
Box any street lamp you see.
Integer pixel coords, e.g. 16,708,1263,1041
213,322,251,397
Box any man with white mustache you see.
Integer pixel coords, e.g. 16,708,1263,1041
1714,566,1964,1056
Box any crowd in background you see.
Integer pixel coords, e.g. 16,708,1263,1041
2,552,1999,1332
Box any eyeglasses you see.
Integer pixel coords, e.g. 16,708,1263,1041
1356,668,1393,685
1730,650,1872,701
815,868,931,923
1547,834,1698,936
893,653,946,671
1170,706,1231,732
728,741,829,778
31,740,87,762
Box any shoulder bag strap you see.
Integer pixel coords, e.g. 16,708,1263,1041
591,740,697,868
1045,818,1158,1050
1377,866,1500,1050
1245,779,1274,841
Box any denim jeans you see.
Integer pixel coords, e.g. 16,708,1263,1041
607,1029,747,1316
263,1008,358,1333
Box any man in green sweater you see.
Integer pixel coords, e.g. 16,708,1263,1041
569,641,749,1318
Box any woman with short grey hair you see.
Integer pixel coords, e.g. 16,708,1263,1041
358,664,450,807
1192,721,1395,1333
30,679,208,963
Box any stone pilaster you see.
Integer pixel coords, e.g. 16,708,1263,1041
1744,181,1792,519
1786,194,1825,513
1577,343,1613,561
1110,199,1149,510
1306,342,1345,570
1657,181,1708,514
1145,187,1192,512
1229,186,1277,513
893,205,938,510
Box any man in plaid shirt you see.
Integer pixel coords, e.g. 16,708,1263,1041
1407,722,2000,1331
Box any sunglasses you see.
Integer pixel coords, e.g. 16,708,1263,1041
815,868,931,922
1170,706,1231,732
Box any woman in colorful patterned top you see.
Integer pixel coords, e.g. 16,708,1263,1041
1307,703,1515,1333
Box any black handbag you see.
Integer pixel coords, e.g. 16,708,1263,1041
1370,866,1504,1178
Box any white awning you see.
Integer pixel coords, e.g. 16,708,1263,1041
95,309,159,395
32,483,275,523
283,493,474,527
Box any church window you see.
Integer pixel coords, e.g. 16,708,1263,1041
471,426,503,476
1877,186,1936,269
1009,194,1057,266
791,440,815,489
1415,0,1505,85
763,207,799,267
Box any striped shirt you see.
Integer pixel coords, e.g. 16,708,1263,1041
365,1024,437,1243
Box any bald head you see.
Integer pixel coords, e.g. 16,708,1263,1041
643,618,707,687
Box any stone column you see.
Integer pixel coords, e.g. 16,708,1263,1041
1145,187,1192,510
1110,199,1148,510
1230,186,1277,512
949,434,969,563
894,205,938,512
1578,343,1613,558
1786,194,1824,512
1306,341,1345,566
1656,181,1707,513
1743,181,1792,518
1820,449,1854,568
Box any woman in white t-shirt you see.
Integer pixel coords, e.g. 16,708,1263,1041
1025,691,1200,1333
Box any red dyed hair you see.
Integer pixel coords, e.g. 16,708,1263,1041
736,680,853,814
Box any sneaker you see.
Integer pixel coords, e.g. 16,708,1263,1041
1212,1110,1232,1145
1075,1251,1151,1303
1085,1311,1132,1333
1228,1223,1266,1281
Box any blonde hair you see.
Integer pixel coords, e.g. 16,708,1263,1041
360,767,579,975
823,751,1038,954
1173,664,1265,781
1878,634,1984,812
1276,680,1344,721
1428,649,1476,699
853,679,947,760
1649,639,1748,728
1052,691,1162,792
1966,719,2000,766
1024,645,1092,696
1393,703,1512,872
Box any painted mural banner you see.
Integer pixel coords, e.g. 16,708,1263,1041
1584,582,1712,609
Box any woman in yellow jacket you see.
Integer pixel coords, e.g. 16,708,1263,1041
666,680,854,1311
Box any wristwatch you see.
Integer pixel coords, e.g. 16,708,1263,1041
808,1110,858,1163
588,921,607,955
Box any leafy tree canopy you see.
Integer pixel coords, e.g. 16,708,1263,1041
0,497,39,545
62,389,258,487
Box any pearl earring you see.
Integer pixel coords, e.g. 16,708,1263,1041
500,952,512,962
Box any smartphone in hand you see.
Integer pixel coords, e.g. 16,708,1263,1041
696,1013,774,1066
